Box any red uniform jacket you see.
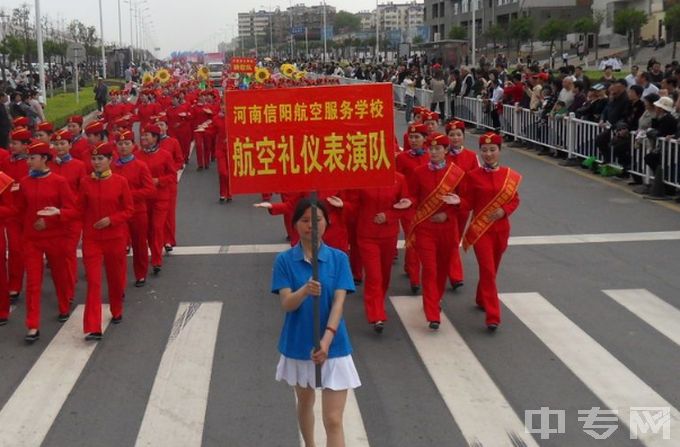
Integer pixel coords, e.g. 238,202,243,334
447,147,479,173
77,174,134,241
50,157,87,193
159,135,184,171
410,163,463,231
136,148,176,201
15,173,77,240
355,172,411,239
136,102,162,129
103,103,124,125
70,135,90,161
396,150,429,194
460,167,521,236
112,157,156,214
1,156,30,224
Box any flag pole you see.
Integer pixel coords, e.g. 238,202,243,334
310,191,322,388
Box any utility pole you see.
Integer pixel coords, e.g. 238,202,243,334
322,0,327,63
375,1,380,61
35,0,47,104
98,0,107,78
471,0,476,67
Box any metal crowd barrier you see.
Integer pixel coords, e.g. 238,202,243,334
332,75,679,189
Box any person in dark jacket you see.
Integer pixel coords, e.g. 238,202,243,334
0,91,10,149
596,80,632,162
626,85,646,131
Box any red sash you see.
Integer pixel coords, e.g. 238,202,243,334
406,163,465,248
463,168,521,251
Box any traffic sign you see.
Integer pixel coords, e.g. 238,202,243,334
66,43,86,63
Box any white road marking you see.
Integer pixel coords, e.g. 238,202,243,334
390,296,539,447
502,292,680,446
135,302,222,447
603,289,680,347
0,306,110,447
297,389,369,447
77,231,677,258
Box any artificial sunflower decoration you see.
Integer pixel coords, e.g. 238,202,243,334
254,67,270,83
142,72,154,85
155,68,171,84
197,66,209,80
280,63,295,79
293,70,305,81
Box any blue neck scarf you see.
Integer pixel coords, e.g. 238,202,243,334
428,160,446,171
483,162,500,172
116,154,135,165
58,154,72,164
410,148,425,156
143,144,159,154
29,169,50,178
449,145,462,155
11,153,28,161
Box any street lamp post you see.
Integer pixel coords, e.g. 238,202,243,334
471,0,476,67
118,0,123,46
322,0,327,63
375,1,380,61
34,0,47,104
98,0,107,78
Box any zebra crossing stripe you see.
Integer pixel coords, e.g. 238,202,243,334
0,305,109,447
501,292,680,446
298,389,370,447
135,302,222,447
390,296,539,447
603,289,680,347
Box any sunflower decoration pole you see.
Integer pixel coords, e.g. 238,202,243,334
253,67,270,84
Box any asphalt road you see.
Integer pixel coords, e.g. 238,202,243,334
0,110,678,447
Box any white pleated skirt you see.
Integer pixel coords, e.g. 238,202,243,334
276,354,361,390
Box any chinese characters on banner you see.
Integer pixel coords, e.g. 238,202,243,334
229,57,257,74
225,83,395,194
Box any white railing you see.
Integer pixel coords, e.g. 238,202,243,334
333,75,679,189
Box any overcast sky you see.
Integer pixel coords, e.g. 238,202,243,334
2,0,387,57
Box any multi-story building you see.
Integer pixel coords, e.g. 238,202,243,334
424,0,592,42
593,0,665,43
358,2,424,43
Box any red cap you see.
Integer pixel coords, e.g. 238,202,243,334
37,122,54,133
408,123,429,136
143,124,162,135
412,106,427,116
117,129,135,142
51,129,73,142
154,114,168,123
68,115,84,125
91,142,115,156
533,72,549,81
12,116,29,128
27,140,52,156
445,120,466,132
479,132,503,147
10,128,32,141
423,111,440,122
427,133,450,148
113,117,130,128
84,121,105,135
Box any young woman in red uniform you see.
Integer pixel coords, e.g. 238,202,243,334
212,102,231,202
66,115,90,161
0,171,16,326
16,141,77,343
3,128,32,302
402,106,426,151
460,132,521,331
407,133,465,329
395,123,430,293
137,124,177,274
156,117,183,253
82,121,107,171
355,173,412,332
78,142,134,340
50,130,87,303
445,120,480,291
113,130,156,287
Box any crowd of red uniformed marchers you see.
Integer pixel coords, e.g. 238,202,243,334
0,62,520,343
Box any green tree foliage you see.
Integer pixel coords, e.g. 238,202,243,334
333,11,361,33
538,19,569,59
613,8,648,59
664,4,680,59
509,16,535,55
448,26,467,40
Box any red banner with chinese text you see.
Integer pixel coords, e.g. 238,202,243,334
225,83,395,194
229,57,256,74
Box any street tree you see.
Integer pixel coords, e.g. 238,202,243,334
613,8,648,60
509,16,534,57
665,4,680,60
333,11,361,33
448,26,467,40
538,19,569,67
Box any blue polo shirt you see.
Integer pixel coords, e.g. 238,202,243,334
271,243,355,360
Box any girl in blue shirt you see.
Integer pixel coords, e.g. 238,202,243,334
271,198,360,447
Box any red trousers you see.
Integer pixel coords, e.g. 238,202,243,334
194,132,213,169
218,174,231,198
64,223,82,301
6,221,24,293
415,224,457,322
129,212,149,280
448,212,469,284
164,182,178,246
82,237,127,333
400,212,420,286
148,198,169,267
358,236,395,323
0,233,9,320
473,229,509,326
348,220,363,282
176,129,193,162
24,238,71,330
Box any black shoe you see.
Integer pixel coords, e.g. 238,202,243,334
450,281,464,291
428,321,440,330
373,321,384,334
226,197,232,202
411,285,420,295
219,197,226,203
0,318,8,326
9,292,19,304
135,278,146,287
57,313,70,323
353,278,363,286
152,266,161,275
197,166,203,171
111,316,123,325
487,323,499,332
164,244,173,253
24,330,40,343
85,332,103,341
